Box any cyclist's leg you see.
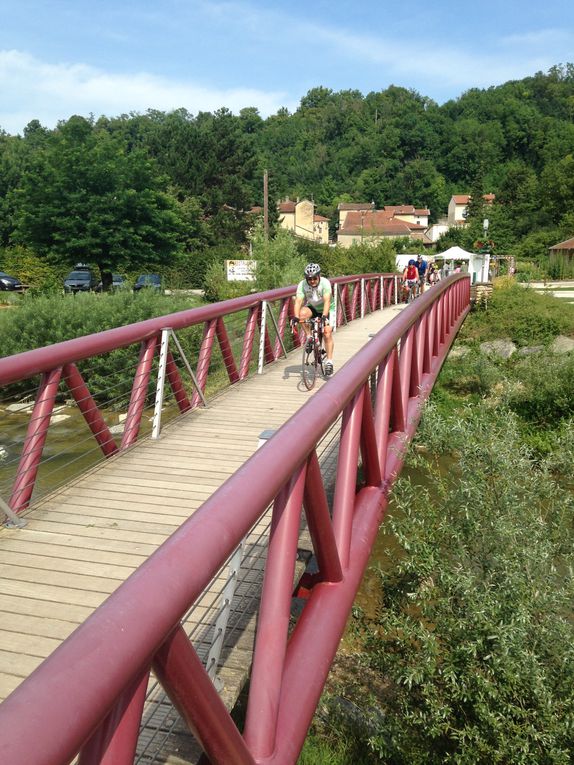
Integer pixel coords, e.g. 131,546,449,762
299,306,314,350
318,306,334,373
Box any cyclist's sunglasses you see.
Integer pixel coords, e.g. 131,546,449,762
306,274,320,283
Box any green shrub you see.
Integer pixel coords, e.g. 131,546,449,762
0,290,205,404
508,353,574,426
353,407,574,764
436,349,504,400
0,245,64,293
461,284,574,346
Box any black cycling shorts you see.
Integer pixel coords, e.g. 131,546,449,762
307,304,321,318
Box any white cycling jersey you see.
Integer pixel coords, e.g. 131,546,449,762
296,276,334,310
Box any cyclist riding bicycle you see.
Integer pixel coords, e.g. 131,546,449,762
402,259,419,302
427,261,440,285
292,263,335,376
416,254,428,293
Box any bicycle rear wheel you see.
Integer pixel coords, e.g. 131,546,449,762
301,343,317,390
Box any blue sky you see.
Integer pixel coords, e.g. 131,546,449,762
1,0,573,135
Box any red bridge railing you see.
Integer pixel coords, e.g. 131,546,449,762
0,274,397,516
0,274,470,765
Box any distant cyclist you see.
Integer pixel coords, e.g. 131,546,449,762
402,259,419,302
416,254,428,293
427,261,440,285
292,263,335,376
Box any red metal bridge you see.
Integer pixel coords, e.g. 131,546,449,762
0,273,470,764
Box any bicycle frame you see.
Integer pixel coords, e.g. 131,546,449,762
299,318,325,390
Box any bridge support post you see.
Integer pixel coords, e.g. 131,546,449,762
152,328,171,439
257,301,268,374
152,329,205,439
333,283,338,332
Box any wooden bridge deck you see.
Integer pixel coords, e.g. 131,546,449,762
0,304,405,763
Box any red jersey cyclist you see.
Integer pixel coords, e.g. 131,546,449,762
402,259,419,301
292,263,335,376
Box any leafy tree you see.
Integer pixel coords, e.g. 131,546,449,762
12,116,183,289
251,222,306,291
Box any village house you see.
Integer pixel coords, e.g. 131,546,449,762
336,205,430,249
337,201,375,229
277,199,329,244
447,193,495,226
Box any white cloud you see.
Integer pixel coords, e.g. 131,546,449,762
0,49,294,135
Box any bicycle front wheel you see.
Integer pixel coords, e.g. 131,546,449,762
301,343,317,390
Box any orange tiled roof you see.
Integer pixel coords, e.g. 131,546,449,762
278,201,296,213
340,210,425,236
384,204,430,216
314,215,329,222
337,202,374,211
549,237,574,250
452,193,495,205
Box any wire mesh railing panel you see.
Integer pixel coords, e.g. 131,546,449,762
133,506,275,764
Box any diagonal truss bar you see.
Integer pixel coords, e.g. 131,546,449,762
9,366,63,512
389,344,405,434
244,462,307,758
409,320,421,399
121,337,158,449
216,316,240,384
273,298,291,359
191,319,217,408
78,672,149,765
350,281,359,320
153,626,255,765
239,306,260,379
168,329,206,408
303,451,343,584
359,380,382,487
374,350,394,478
62,363,118,457
165,349,192,413
332,388,365,569
398,326,414,418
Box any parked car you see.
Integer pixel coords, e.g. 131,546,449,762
95,274,127,292
0,271,24,291
64,265,99,294
133,274,162,292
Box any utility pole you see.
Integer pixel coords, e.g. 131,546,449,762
263,169,269,240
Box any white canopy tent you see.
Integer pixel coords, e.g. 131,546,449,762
435,245,490,284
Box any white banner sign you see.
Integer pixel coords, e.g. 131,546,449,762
226,259,257,282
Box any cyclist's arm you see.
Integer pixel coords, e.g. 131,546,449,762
293,295,304,320
322,292,331,318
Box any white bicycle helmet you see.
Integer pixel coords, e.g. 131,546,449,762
304,263,321,278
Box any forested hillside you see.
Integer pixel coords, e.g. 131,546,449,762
1,63,573,287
